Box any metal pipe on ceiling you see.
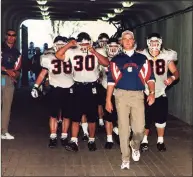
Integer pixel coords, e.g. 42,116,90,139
132,5,193,29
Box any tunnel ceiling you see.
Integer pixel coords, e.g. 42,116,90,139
2,0,193,28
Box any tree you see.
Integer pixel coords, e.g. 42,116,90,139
49,20,85,40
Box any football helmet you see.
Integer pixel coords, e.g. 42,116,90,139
147,33,162,52
98,33,109,48
53,36,68,52
106,38,121,58
77,32,92,53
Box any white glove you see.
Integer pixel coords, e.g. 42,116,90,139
31,85,40,98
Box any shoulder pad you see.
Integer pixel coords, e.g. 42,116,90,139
44,48,55,55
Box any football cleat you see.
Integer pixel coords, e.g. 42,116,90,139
105,142,114,149
88,141,97,151
49,138,57,148
82,134,89,141
65,141,79,152
140,142,149,152
157,142,166,152
60,137,68,147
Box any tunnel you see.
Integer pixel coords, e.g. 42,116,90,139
1,1,193,176
2,0,192,125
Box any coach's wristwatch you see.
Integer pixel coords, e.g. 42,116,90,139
149,91,155,95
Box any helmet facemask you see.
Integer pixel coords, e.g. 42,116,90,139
147,37,162,52
53,40,67,52
98,38,109,48
77,39,91,53
107,42,121,58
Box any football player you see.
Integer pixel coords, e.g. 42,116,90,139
96,33,110,127
55,32,109,152
138,33,179,152
100,38,121,149
31,36,74,148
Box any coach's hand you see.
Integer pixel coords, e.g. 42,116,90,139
105,100,113,113
147,93,155,106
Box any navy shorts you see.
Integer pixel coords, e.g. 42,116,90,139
72,81,98,123
96,82,106,106
97,86,118,124
103,95,118,124
47,85,74,119
144,94,168,129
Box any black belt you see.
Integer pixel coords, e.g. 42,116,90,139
75,81,97,85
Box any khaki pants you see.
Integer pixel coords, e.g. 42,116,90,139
115,89,145,162
1,75,15,134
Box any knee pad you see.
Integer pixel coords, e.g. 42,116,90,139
155,122,166,128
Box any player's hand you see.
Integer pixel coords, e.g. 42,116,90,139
147,94,155,106
87,45,95,53
68,40,77,47
105,100,113,113
164,77,174,86
31,87,40,98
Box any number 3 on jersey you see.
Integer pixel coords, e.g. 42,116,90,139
74,55,95,71
51,60,72,74
150,59,165,75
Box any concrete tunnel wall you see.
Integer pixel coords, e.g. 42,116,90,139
134,11,193,125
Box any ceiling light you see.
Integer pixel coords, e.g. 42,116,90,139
90,0,96,1
102,17,109,21
39,5,49,11
36,0,47,5
43,15,50,20
122,1,134,8
107,13,116,18
114,8,124,13
75,10,86,13
41,11,49,16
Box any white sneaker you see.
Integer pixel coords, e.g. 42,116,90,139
130,142,140,161
113,127,119,135
1,132,15,140
121,161,130,169
99,119,104,126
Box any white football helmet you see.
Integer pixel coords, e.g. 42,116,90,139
98,33,109,48
77,32,92,53
53,36,68,52
106,38,121,58
147,33,162,52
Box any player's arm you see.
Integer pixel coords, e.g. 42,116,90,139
168,61,179,81
143,59,155,106
88,47,109,66
105,62,118,113
164,50,179,85
31,69,48,98
55,40,77,61
34,69,48,87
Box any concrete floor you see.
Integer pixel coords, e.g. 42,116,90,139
2,88,192,176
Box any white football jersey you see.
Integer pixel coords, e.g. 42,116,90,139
40,53,74,88
139,48,177,98
64,47,106,82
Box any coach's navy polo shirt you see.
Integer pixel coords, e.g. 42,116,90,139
1,42,21,75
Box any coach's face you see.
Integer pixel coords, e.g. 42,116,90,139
6,30,17,45
121,33,135,51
